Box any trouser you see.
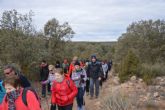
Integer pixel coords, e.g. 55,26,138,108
85,79,90,93
47,82,51,93
105,71,108,80
76,87,85,109
58,104,73,110
42,84,46,97
90,78,99,97
50,104,56,110
99,78,103,87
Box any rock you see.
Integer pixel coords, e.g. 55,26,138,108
155,85,161,90
160,82,165,86
154,92,159,98
138,78,143,83
130,76,137,82
147,93,151,98
113,76,120,85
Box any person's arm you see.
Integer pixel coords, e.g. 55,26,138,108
67,79,78,100
26,91,41,110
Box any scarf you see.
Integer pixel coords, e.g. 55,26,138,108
6,90,20,110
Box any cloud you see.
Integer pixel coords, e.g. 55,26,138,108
0,0,165,41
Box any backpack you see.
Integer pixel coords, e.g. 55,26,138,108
0,80,6,104
22,87,41,107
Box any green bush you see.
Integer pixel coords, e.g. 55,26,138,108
119,50,140,82
140,63,165,85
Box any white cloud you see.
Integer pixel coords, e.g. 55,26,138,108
0,0,165,41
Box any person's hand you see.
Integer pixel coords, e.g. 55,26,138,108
98,77,101,81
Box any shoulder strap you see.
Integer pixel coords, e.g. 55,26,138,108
22,87,40,107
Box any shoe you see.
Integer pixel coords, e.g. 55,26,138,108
95,96,98,99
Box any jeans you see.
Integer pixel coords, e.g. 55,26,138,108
85,79,90,93
51,104,56,110
76,87,85,109
90,78,99,97
58,104,73,110
47,82,51,93
42,84,46,97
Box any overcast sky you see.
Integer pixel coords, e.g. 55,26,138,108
0,0,165,41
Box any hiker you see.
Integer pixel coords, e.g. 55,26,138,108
101,60,108,81
87,55,103,99
40,60,49,97
3,64,31,88
84,59,90,95
72,61,87,110
51,68,78,110
68,56,78,77
55,61,61,68
0,75,41,110
62,59,70,74
41,65,56,93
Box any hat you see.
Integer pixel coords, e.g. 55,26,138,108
74,61,80,66
91,54,96,59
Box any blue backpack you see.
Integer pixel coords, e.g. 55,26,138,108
0,80,6,104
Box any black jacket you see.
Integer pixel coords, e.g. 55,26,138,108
40,65,49,81
87,61,104,79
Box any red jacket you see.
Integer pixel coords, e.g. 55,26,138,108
0,88,41,110
51,77,78,106
67,63,75,77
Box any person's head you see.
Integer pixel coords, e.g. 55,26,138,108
41,60,47,67
63,59,68,63
91,55,97,62
72,56,78,64
48,65,55,74
74,61,81,70
4,75,21,93
3,64,17,77
54,68,64,82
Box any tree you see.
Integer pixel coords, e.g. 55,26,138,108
44,18,74,62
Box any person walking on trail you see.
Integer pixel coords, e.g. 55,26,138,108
84,59,90,96
51,68,78,110
87,55,104,99
40,60,49,97
55,61,61,68
101,60,108,81
72,61,87,110
68,56,78,77
62,59,70,74
0,75,41,110
41,65,56,93
3,64,31,88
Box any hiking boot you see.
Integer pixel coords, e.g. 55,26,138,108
95,96,98,99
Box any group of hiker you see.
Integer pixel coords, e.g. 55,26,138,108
0,54,112,110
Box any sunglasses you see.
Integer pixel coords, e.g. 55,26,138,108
5,70,12,75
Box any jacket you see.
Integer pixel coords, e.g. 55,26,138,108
51,77,78,106
0,88,41,110
87,61,103,79
40,64,49,81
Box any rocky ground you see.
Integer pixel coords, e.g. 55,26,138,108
39,70,165,110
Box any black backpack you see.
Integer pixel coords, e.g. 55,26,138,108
22,87,41,107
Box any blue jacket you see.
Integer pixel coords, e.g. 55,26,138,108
0,80,6,104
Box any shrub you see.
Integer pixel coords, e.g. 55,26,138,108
100,92,133,110
119,50,140,82
140,63,165,85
